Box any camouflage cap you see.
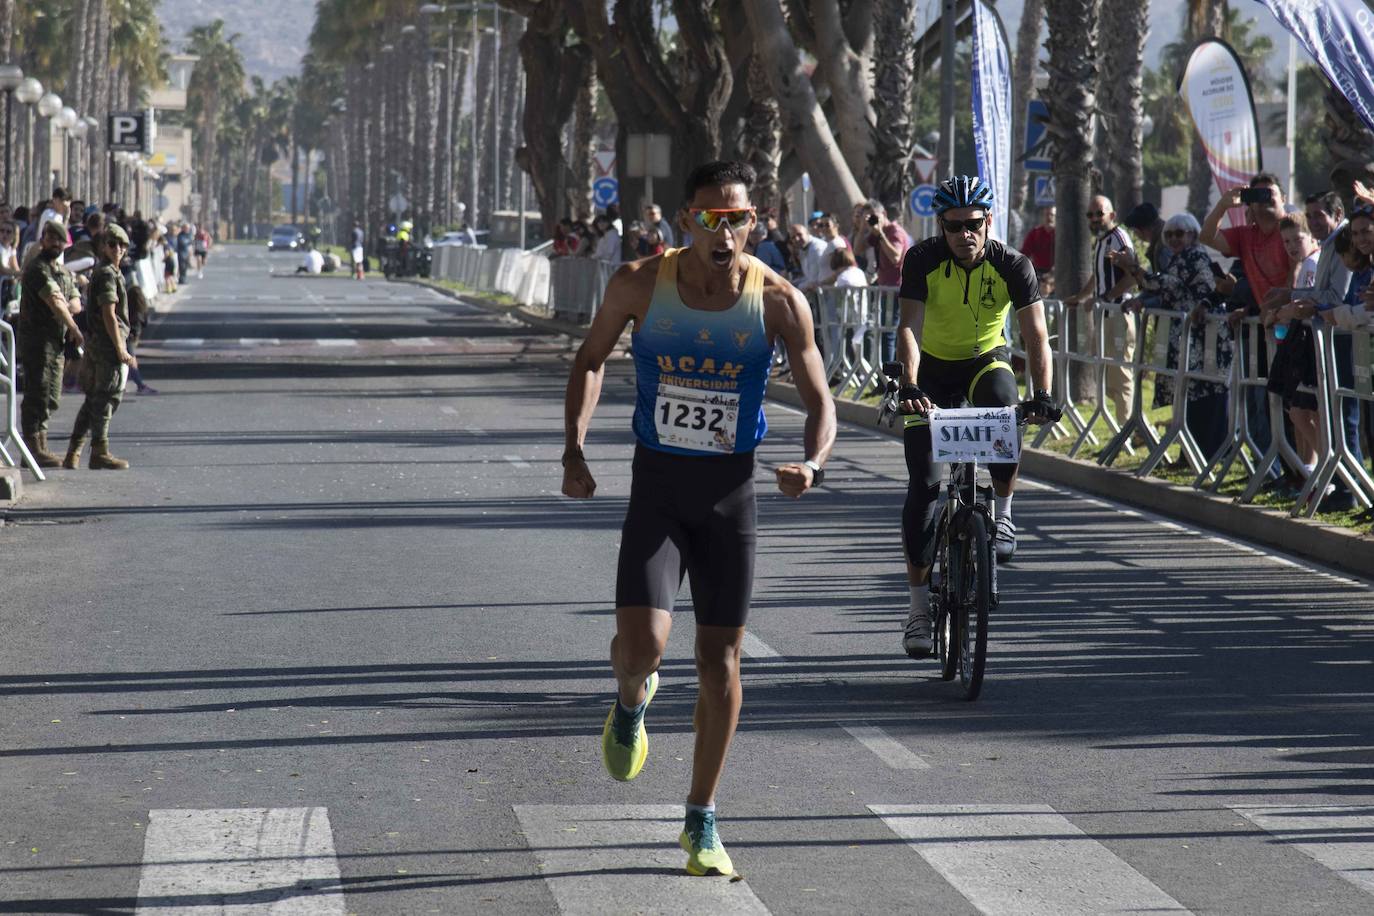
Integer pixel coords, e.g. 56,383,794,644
102,224,130,247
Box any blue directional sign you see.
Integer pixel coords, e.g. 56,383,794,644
1034,175,1056,207
592,177,619,208
910,183,938,218
1025,99,1052,172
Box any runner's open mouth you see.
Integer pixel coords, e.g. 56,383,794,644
711,248,733,266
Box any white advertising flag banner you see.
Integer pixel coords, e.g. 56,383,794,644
1179,39,1263,222
971,1,1013,243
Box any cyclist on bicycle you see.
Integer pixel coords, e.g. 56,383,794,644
895,175,1057,657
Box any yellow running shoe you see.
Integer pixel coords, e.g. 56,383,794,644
600,671,659,782
680,809,734,876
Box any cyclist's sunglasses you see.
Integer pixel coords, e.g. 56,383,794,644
940,216,986,234
688,208,756,233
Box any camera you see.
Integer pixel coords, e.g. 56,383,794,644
866,214,880,227
1240,187,1274,206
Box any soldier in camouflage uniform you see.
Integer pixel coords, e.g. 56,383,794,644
19,220,84,467
64,225,138,470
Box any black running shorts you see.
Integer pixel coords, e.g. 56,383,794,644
615,444,757,627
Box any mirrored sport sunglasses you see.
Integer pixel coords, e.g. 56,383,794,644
688,207,756,232
940,216,986,234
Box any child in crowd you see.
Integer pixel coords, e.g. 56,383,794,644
1266,213,1321,478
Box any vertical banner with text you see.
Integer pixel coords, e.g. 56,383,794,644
1179,39,1264,223
971,0,1013,243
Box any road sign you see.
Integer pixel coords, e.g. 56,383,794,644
913,157,939,186
388,193,409,214
108,110,155,154
593,150,616,178
910,183,938,218
592,177,619,209
1034,175,1056,207
1025,99,1052,172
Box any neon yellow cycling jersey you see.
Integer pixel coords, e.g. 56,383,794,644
898,236,1042,361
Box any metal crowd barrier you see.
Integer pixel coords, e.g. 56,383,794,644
431,244,552,310
549,258,616,324
0,319,43,481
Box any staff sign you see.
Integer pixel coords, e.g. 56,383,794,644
929,407,1020,463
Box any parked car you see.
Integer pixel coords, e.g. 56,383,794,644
267,225,305,251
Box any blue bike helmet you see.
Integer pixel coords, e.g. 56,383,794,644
933,175,995,214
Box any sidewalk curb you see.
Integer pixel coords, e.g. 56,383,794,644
764,379,1374,579
403,277,1374,578
397,279,620,342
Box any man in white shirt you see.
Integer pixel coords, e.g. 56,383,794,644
787,223,828,290
1065,194,1136,422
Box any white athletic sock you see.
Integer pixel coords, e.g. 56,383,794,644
1300,462,1316,477
994,494,1012,520
685,802,715,816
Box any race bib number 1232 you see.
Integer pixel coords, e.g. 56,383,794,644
654,383,739,453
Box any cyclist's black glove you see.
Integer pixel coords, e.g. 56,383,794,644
1026,389,1062,423
898,383,927,404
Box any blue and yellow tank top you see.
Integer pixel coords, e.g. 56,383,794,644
631,249,772,455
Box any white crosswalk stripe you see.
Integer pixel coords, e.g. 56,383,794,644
135,807,344,914
869,804,1191,915
842,725,931,770
1232,805,1374,898
513,804,770,915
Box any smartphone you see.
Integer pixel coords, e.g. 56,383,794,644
1240,187,1274,205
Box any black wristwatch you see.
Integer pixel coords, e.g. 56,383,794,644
803,459,825,487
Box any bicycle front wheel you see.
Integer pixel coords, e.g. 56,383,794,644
957,511,992,700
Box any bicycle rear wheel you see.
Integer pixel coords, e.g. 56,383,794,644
957,512,992,700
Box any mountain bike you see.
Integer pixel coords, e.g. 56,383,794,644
879,362,1042,701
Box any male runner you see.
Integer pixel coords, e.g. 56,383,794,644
562,160,835,876
894,175,1057,656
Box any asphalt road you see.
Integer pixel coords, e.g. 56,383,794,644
2,247,1372,915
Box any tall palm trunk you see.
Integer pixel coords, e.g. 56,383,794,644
498,12,522,213
568,71,595,221
1045,0,1102,400
742,54,783,213
869,0,917,207
1187,0,1228,216
1010,0,1044,212
414,22,435,232
473,29,495,223
1098,0,1148,212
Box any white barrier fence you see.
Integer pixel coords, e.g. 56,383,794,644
430,244,553,313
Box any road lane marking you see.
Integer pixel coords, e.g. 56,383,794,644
505,455,531,469
161,338,204,348
135,807,344,914
1232,805,1374,898
870,804,1190,915
513,805,769,914
842,725,930,770
466,425,486,435
392,336,436,346
741,632,780,659
439,405,458,415
315,338,358,346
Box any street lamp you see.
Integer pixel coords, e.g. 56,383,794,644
36,93,62,197
15,78,42,206
0,63,23,202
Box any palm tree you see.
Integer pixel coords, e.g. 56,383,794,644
1185,0,1227,215
1044,0,1102,399
1010,0,1045,212
186,20,246,229
869,0,917,206
1097,0,1148,212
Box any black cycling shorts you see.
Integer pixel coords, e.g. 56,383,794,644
615,444,757,628
901,348,1020,568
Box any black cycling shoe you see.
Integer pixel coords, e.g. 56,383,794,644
994,517,1016,564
